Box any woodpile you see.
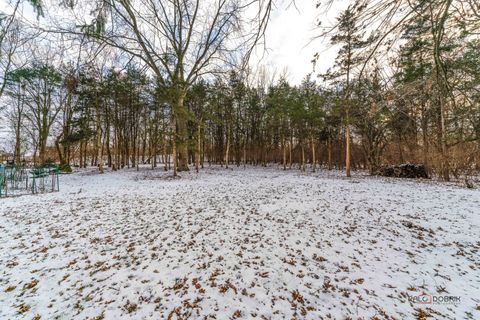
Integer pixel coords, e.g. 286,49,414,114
378,164,429,179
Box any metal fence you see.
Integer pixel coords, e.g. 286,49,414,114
0,164,59,197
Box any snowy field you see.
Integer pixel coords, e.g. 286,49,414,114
1,166,479,319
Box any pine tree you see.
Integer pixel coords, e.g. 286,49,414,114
323,2,368,177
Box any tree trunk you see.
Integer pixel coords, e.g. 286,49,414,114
346,124,351,177
96,113,104,174
421,107,429,175
431,0,452,181
55,136,64,166
243,142,247,169
171,114,177,176
311,136,316,172
289,134,293,169
79,141,83,168
174,92,189,172
301,143,305,172
39,132,48,164
225,125,230,169
163,133,168,172
196,122,201,173
14,118,21,165
328,138,332,170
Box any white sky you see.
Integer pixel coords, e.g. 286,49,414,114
0,0,345,150
0,0,341,86
251,0,342,85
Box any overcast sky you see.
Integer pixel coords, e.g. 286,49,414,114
0,0,341,86
252,1,342,85
0,0,344,148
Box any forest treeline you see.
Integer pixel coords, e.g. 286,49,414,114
1,0,479,181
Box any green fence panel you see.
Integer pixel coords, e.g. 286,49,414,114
0,164,59,197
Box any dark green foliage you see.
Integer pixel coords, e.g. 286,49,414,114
7,64,62,85
42,158,55,166
58,162,72,173
28,0,44,18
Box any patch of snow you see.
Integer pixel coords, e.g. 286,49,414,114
0,166,479,319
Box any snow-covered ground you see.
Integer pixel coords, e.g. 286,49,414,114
1,166,479,319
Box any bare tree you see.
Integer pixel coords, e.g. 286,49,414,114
0,0,22,100
56,0,274,175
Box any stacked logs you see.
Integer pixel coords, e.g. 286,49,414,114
378,164,429,179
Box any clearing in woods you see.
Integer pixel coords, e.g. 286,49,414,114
0,167,479,319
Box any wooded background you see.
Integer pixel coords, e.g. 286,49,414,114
1,0,479,181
